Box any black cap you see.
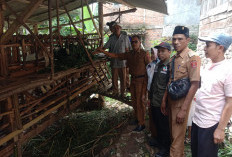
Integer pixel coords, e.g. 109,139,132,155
173,26,189,37
154,42,171,51
106,21,117,27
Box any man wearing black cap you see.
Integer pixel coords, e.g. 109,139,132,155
161,26,201,157
148,42,171,157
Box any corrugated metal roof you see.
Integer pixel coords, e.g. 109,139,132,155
4,0,167,24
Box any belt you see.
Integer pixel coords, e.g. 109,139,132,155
131,74,145,79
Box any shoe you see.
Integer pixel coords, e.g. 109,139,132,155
184,138,191,144
155,148,169,157
133,125,145,132
148,138,159,147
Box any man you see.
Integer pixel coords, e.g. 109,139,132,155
161,26,201,157
148,42,171,157
95,35,151,132
146,47,159,146
103,23,131,97
147,47,159,91
191,33,232,157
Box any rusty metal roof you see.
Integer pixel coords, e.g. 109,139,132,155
4,0,167,24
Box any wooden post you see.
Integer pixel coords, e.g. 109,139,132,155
0,46,8,77
98,2,104,46
12,94,23,157
0,2,4,36
85,0,101,37
21,39,26,69
48,0,54,79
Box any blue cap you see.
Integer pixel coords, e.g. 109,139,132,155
199,33,232,50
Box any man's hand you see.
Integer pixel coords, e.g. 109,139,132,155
176,109,186,124
161,100,167,115
92,47,103,55
214,128,225,144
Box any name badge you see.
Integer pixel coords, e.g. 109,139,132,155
161,71,167,74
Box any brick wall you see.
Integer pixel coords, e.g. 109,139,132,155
197,1,232,63
103,3,164,50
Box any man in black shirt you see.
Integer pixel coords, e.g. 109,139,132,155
148,42,171,157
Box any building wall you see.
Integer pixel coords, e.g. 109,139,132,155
103,3,164,50
197,0,232,62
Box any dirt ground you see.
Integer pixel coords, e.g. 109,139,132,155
97,121,159,157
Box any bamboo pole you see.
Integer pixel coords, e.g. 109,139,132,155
98,2,103,46
48,0,54,79
81,0,84,35
56,0,62,47
0,2,4,36
0,0,44,44
0,80,97,146
21,39,26,69
3,1,50,66
38,8,137,30
33,24,38,35
85,0,101,37
60,0,105,87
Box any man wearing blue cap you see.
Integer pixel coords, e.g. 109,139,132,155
191,33,232,157
161,26,201,157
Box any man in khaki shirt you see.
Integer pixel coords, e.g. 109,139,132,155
161,26,201,157
94,35,151,132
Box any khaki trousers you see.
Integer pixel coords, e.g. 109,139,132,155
126,67,130,88
130,78,147,125
112,67,126,95
168,96,191,157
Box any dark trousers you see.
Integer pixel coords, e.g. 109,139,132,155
191,122,219,157
151,106,171,149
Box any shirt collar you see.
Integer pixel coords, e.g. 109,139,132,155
159,59,169,66
176,47,190,59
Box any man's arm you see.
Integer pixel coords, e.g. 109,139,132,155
214,97,232,144
93,48,125,59
176,81,199,124
161,88,168,115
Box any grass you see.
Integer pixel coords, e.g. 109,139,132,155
23,96,133,157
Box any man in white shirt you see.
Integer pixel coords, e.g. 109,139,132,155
191,33,232,157
146,47,159,91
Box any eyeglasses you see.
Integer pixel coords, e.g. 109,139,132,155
131,40,139,44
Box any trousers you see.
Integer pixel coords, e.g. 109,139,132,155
168,96,191,157
112,67,126,95
191,122,219,157
130,78,147,125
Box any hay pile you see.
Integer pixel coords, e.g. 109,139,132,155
23,97,133,157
